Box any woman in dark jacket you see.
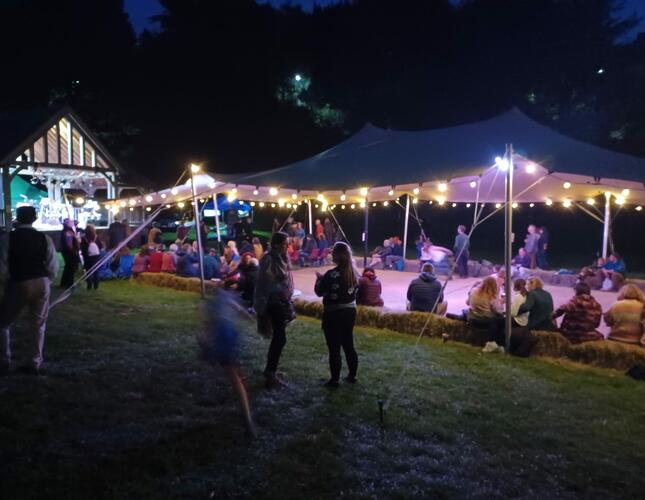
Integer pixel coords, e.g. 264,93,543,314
314,242,359,387
254,232,294,389
356,267,384,307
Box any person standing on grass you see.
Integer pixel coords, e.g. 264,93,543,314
254,232,295,389
0,206,59,374
199,289,256,437
59,217,80,289
80,224,102,290
453,225,469,278
314,242,359,388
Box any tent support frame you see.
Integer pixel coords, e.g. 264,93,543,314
602,192,611,259
504,145,514,353
190,167,206,299
402,195,411,266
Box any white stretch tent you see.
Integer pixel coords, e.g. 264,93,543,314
113,108,645,260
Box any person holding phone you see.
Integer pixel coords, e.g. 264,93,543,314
314,242,359,387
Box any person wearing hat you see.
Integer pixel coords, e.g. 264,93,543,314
0,206,58,374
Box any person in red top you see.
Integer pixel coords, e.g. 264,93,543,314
315,219,324,238
356,267,384,307
148,245,164,273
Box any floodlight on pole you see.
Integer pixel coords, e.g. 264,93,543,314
190,163,201,173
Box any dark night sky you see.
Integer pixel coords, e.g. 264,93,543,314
125,0,645,37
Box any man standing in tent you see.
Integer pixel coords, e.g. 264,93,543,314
453,225,470,279
0,206,58,374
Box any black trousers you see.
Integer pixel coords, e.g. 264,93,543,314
61,254,79,288
322,308,358,382
85,255,100,290
456,251,469,278
264,304,288,374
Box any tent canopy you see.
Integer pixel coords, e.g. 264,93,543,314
112,108,645,207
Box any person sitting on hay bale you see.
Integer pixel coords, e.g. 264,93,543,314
604,284,645,346
553,282,603,344
407,263,447,315
357,267,384,307
176,243,199,278
518,277,557,331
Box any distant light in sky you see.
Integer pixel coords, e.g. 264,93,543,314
294,73,302,82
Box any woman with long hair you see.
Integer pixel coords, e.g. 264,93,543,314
314,242,360,387
604,284,645,345
254,231,295,389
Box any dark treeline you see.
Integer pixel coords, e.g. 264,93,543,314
1,0,643,186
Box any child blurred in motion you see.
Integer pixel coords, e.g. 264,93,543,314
198,289,256,437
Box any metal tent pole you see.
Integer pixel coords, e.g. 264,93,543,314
402,194,411,268
2,166,11,231
363,196,369,268
190,165,206,299
308,199,313,235
213,192,222,251
504,145,514,352
602,191,611,259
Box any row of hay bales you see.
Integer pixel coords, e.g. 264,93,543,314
135,273,645,372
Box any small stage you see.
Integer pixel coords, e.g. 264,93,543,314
291,266,618,336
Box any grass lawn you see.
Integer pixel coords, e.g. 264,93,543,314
2,281,645,499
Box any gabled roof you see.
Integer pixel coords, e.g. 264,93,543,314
216,108,645,190
0,105,123,174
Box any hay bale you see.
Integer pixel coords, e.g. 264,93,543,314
531,331,570,357
566,340,645,371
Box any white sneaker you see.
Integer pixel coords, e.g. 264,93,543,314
482,341,502,353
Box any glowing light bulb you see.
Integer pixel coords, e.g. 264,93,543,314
495,203,502,209
529,203,535,207
227,194,235,202
372,202,377,207
413,198,418,204
178,202,185,208
360,201,366,208
341,205,346,209
146,207,151,212
129,207,134,212
231,187,238,194
278,199,285,207
360,187,369,197
250,201,256,207
437,196,446,206
119,201,126,208
317,193,325,202
74,196,85,205
286,203,292,208
340,194,346,201
525,163,536,174
383,201,389,207
271,203,276,208
546,199,553,206
161,193,167,199
259,202,265,207
388,189,394,196
269,187,278,196
563,199,572,208
112,206,120,214
350,204,355,209
171,188,178,196
208,181,216,189
621,188,630,197
636,206,643,211
165,204,171,209
313,204,318,208
469,180,477,188
190,163,200,173
412,187,419,195
438,183,447,192
129,199,136,206
452,203,457,207
145,195,153,203
587,198,595,205
291,193,297,200
615,195,625,205
495,156,509,171
466,203,471,208
512,202,518,208
563,182,571,189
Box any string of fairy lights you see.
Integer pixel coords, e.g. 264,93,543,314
105,160,644,215
105,185,643,215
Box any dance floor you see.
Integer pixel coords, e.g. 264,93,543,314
291,266,618,336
